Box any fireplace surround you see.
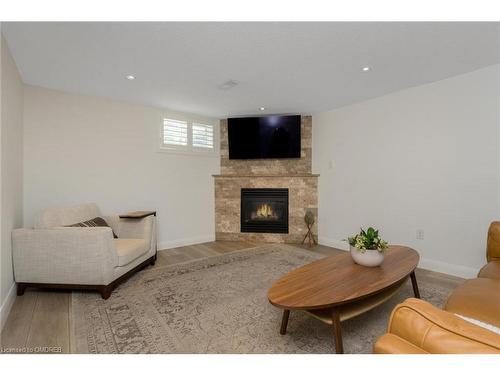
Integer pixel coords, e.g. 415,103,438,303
241,188,289,234
213,115,318,243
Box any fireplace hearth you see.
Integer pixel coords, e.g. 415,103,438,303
241,188,289,233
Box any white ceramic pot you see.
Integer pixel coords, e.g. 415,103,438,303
350,246,385,267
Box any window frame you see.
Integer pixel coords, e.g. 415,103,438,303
158,117,218,157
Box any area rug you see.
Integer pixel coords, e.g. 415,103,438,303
70,244,453,353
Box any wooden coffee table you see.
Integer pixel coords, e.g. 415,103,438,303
268,245,420,353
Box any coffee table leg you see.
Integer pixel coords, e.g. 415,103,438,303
280,309,290,335
410,271,421,299
331,308,344,354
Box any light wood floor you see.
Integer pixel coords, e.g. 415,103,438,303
0,241,464,353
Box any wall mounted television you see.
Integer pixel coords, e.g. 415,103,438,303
227,115,301,159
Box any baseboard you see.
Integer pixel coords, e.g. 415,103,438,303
318,236,479,279
418,257,479,279
0,282,16,331
158,235,216,251
318,236,349,251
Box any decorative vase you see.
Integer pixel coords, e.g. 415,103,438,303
350,246,385,267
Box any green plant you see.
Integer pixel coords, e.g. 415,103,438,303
346,227,388,253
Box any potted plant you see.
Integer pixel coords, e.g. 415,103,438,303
346,227,389,267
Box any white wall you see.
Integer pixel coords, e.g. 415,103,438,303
313,64,500,278
0,34,24,329
23,86,219,250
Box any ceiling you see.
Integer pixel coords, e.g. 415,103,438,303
3,22,500,118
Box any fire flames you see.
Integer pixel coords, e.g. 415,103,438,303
251,204,278,220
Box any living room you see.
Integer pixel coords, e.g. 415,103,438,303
1,1,499,372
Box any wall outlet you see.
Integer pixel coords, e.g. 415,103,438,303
328,160,334,170
416,229,424,240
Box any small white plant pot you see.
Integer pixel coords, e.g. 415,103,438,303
350,246,385,267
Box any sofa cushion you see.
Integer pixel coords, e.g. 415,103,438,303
478,260,500,280
114,238,148,266
455,314,500,335
445,278,500,327
68,217,118,238
35,203,101,229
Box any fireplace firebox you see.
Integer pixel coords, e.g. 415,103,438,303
241,188,289,233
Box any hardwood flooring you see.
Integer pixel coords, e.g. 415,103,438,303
0,241,463,354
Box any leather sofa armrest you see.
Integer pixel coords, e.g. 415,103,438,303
374,333,428,354
377,298,500,354
487,221,500,262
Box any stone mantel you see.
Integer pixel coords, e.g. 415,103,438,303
213,174,320,178
214,115,318,244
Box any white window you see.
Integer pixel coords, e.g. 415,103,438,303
192,123,214,149
160,118,216,155
162,119,188,147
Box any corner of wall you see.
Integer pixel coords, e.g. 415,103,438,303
0,283,16,331
0,32,24,331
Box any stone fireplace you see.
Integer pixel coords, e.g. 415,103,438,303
213,116,318,244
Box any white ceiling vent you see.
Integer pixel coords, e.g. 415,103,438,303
218,79,238,90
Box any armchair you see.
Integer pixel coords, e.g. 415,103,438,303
12,203,157,299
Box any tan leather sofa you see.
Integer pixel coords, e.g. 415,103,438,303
374,222,500,354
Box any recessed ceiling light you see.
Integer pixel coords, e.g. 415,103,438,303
362,66,371,72
126,75,136,80
259,107,265,111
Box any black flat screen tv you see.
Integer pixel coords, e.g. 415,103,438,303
227,115,301,159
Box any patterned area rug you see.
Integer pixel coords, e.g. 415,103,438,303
71,244,453,353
